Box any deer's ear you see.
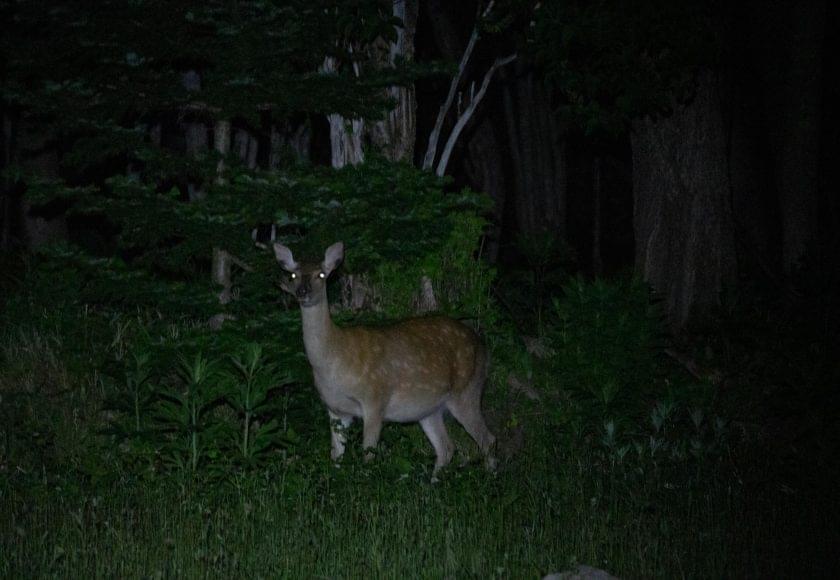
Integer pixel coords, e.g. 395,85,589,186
323,242,344,275
273,243,299,272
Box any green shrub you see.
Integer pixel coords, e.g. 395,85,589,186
103,344,300,478
29,157,494,324
535,277,728,473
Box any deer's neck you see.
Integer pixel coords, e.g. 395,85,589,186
299,300,340,369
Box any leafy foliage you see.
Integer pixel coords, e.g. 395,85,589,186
530,0,724,134
502,230,575,327
5,246,839,577
1,0,399,125
105,344,299,477
225,343,295,464
488,276,729,478
25,157,493,327
5,271,836,578
3,0,474,307
3,0,497,330
548,278,665,415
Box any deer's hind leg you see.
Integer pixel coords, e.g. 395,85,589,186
446,345,496,466
420,410,454,478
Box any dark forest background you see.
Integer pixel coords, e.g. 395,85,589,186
1,0,838,577
2,0,837,331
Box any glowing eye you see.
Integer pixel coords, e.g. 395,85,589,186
290,273,296,279
318,272,326,279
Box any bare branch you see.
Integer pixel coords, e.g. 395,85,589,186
422,0,495,171
435,53,516,177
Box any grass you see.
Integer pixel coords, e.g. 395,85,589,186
1,276,838,578
1,441,740,578
3,440,835,578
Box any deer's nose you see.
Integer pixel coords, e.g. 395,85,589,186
296,280,310,299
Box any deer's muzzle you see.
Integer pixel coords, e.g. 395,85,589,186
296,280,311,301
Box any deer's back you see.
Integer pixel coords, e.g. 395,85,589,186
330,316,483,413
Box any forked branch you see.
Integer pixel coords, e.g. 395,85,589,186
434,53,516,177
422,1,497,171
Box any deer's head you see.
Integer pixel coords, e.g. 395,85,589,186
273,242,344,308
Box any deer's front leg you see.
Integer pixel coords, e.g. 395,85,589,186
362,405,385,462
328,409,353,461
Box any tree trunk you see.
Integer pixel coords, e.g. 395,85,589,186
16,117,67,249
182,70,208,201
725,34,781,281
211,248,252,301
322,56,365,168
369,0,418,162
246,134,258,169
327,113,364,169
185,122,208,201
463,121,506,261
502,65,567,238
340,273,374,311
185,123,208,156
760,0,825,274
269,120,311,169
1,112,12,250
214,120,231,184
631,72,736,330
149,123,162,147
592,156,603,277
269,126,282,170
233,128,258,170
212,247,234,305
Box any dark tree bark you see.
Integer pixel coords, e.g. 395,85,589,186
149,123,162,147
592,156,603,277
185,123,209,155
369,0,418,163
463,121,506,260
214,120,231,184
269,120,311,169
632,72,736,330
759,0,825,274
16,117,67,249
184,119,209,198
322,52,365,169
1,112,12,251
725,32,782,281
233,128,258,170
502,63,567,239
182,70,208,201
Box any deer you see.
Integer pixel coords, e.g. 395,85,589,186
274,241,496,478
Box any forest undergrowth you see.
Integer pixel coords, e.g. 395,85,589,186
0,251,837,578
